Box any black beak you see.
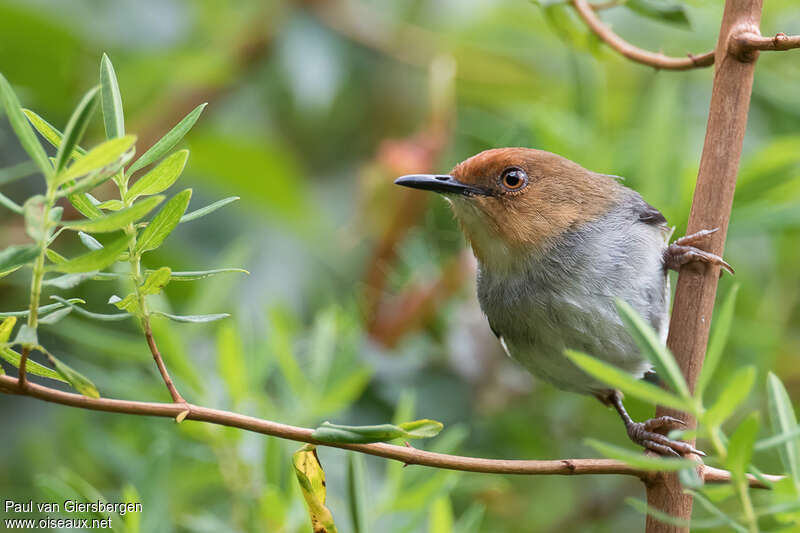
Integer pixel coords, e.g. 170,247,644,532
394,174,487,196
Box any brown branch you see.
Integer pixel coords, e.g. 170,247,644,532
17,346,29,389
571,0,715,70
731,31,800,61
0,375,782,488
143,319,185,404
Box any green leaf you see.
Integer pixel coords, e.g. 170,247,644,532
108,294,140,315
140,267,171,295
61,195,163,233
47,352,100,398
14,324,38,347
23,195,47,242
624,0,690,28
0,190,23,213
429,496,454,533
726,413,759,481
0,245,39,276
38,307,73,325
135,189,191,253
126,150,188,202
68,193,102,219
0,299,85,318
128,103,206,175
0,73,51,177
686,490,750,533
585,439,696,471
311,419,444,444
754,426,800,452
703,366,756,428
78,231,103,250
766,372,800,491
0,346,67,383
49,296,129,322
0,316,15,343
0,160,39,186
179,196,238,223
47,235,129,274
96,199,124,211
99,54,124,139
565,350,695,413
55,86,99,174
696,284,739,401
347,452,368,533
293,445,339,533
626,498,733,531
151,311,229,323
45,249,67,264
23,108,86,158
42,272,98,290
57,135,136,185
616,300,691,400
160,268,249,281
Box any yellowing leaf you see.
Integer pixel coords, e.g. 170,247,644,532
293,445,339,533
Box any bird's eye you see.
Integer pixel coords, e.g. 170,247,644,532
500,167,528,191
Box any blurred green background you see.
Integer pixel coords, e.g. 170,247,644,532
1,0,799,531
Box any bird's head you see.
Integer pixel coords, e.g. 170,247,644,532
395,148,620,271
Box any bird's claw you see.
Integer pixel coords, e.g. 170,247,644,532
627,418,705,457
664,228,735,275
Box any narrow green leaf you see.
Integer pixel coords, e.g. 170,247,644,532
347,452,368,533
0,191,23,213
42,272,98,290
0,245,39,275
78,231,103,250
293,445,339,533
565,350,695,413
686,490,750,533
140,267,171,295
312,419,444,444
0,347,67,383
126,150,188,201
47,235,129,273
50,296,129,322
23,108,86,158
151,311,229,323
217,322,247,404
61,195,163,233
38,307,73,325
99,54,124,139
0,73,51,176
0,299,85,318
45,249,67,264
96,199,124,211
726,413,760,481
180,196,239,223
585,439,696,471
429,496,454,533
703,366,756,428
624,0,690,28
0,160,38,186
128,103,206,175
55,86,99,174
160,268,249,281
616,300,690,400
57,135,136,184
754,426,800,452
696,284,740,400
47,352,100,398
135,189,191,253
56,167,123,198
0,317,15,343
68,193,102,219
766,372,800,491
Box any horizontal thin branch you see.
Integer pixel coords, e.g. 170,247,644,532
0,375,781,488
731,31,800,61
571,0,715,70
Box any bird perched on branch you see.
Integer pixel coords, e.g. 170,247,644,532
395,148,733,456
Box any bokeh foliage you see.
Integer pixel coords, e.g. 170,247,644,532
1,0,800,531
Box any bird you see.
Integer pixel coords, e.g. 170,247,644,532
394,147,733,456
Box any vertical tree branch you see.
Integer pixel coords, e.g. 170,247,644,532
649,0,763,531
144,320,185,404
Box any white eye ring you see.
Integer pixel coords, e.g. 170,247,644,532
500,167,528,191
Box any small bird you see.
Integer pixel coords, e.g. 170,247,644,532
395,148,732,456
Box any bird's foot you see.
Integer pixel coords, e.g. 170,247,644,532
625,416,705,457
664,228,734,275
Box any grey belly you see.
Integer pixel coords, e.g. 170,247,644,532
477,219,669,395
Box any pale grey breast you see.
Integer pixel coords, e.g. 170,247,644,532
476,187,671,395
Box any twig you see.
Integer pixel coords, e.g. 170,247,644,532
0,374,781,488
18,346,29,389
143,320,185,404
731,31,800,61
571,0,715,70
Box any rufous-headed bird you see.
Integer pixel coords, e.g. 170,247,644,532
395,148,733,456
